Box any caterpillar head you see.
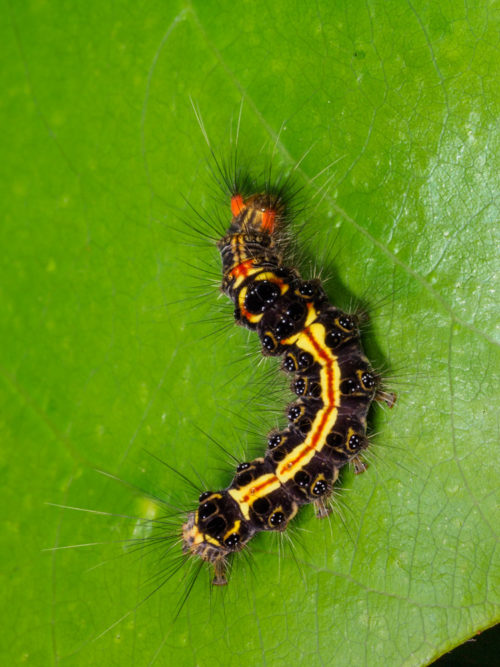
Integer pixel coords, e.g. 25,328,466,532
230,193,286,235
182,490,252,585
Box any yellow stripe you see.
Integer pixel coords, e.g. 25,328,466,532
224,519,241,540
228,473,281,520
276,322,341,484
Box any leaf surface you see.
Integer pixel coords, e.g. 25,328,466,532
1,1,498,665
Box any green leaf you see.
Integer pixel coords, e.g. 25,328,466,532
2,1,498,665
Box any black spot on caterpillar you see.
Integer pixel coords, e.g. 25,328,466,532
180,145,396,586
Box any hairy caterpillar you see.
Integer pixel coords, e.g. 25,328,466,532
45,149,398,638
182,173,395,586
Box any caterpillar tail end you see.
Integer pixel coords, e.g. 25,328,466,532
181,510,231,586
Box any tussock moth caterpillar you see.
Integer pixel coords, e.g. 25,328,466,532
47,112,398,631
181,147,396,586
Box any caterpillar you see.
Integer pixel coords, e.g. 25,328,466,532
182,177,395,586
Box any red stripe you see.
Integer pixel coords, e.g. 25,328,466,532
280,406,334,473
242,475,278,503
230,259,254,279
304,328,335,405
279,327,337,474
